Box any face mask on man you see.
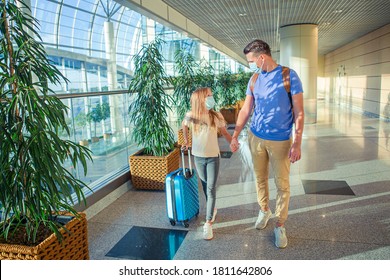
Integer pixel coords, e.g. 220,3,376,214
248,55,264,72
249,62,258,72
248,55,260,72
205,96,216,110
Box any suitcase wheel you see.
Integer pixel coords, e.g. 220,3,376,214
170,220,176,226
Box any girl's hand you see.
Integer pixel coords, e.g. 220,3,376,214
230,137,240,152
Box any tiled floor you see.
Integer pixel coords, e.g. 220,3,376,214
87,100,390,260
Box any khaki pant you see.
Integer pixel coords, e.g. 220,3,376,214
248,131,292,225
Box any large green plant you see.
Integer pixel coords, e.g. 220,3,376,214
0,1,91,245
173,49,197,125
128,38,175,157
235,68,252,101
194,58,215,89
86,101,111,137
87,103,103,137
100,101,110,132
215,67,237,108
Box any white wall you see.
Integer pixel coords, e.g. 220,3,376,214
324,23,390,119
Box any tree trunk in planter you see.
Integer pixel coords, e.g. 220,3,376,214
0,212,89,260
220,106,238,124
129,148,180,190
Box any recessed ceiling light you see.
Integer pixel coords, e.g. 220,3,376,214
239,13,247,17
333,9,343,13
246,28,254,31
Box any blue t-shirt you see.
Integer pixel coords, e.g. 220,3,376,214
246,65,303,141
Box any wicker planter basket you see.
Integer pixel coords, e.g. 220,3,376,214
236,99,245,110
220,106,238,124
177,128,192,147
0,212,89,260
129,148,180,190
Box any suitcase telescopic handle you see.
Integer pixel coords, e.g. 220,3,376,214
180,148,193,175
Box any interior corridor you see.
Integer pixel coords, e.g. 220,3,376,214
86,100,390,260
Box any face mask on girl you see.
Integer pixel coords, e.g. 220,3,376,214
205,96,216,110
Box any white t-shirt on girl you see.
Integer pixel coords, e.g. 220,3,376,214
183,112,226,158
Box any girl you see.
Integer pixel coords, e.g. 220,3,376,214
182,87,232,240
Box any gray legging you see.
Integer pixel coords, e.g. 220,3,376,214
193,156,220,221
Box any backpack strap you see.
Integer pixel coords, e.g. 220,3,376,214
282,66,290,93
249,72,259,93
282,66,293,110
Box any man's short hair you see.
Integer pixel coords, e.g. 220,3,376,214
243,40,271,56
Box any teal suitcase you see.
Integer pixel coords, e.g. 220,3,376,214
165,149,199,227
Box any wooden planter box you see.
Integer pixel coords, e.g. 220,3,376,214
129,148,180,190
236,99,245,110
0,212,89,260
79,139,89,146
220,106,238,124
177,129,192,147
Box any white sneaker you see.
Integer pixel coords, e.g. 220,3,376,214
255,209,272,229
203,222,213,240
211,208,217,223
274,226,288,248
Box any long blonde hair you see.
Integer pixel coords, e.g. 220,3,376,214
187,87,225,134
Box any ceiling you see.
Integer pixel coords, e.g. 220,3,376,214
161,0,390,60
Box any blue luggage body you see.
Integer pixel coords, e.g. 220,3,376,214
165,149,199,227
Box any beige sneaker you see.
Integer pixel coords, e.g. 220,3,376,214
255,209,272,229
274,226,288,248
203,222,213,240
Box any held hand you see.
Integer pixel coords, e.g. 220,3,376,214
230,137,240,153
288,142,301,163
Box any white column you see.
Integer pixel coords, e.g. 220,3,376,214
104,21,117,90
280,24,318,123
104,21,123,135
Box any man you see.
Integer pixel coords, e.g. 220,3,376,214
230,39,304,248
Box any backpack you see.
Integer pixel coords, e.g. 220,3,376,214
249,66,292,110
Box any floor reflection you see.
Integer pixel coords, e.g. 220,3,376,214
106,226,188,260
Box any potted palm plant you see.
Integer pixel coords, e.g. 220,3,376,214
0,0,91,259
128,37,179,190
215,67,238,124
234,68,252,112
173,49,197,147
75,112,89,146
195,58,215,89
87,103,103,143
100,101,111,140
